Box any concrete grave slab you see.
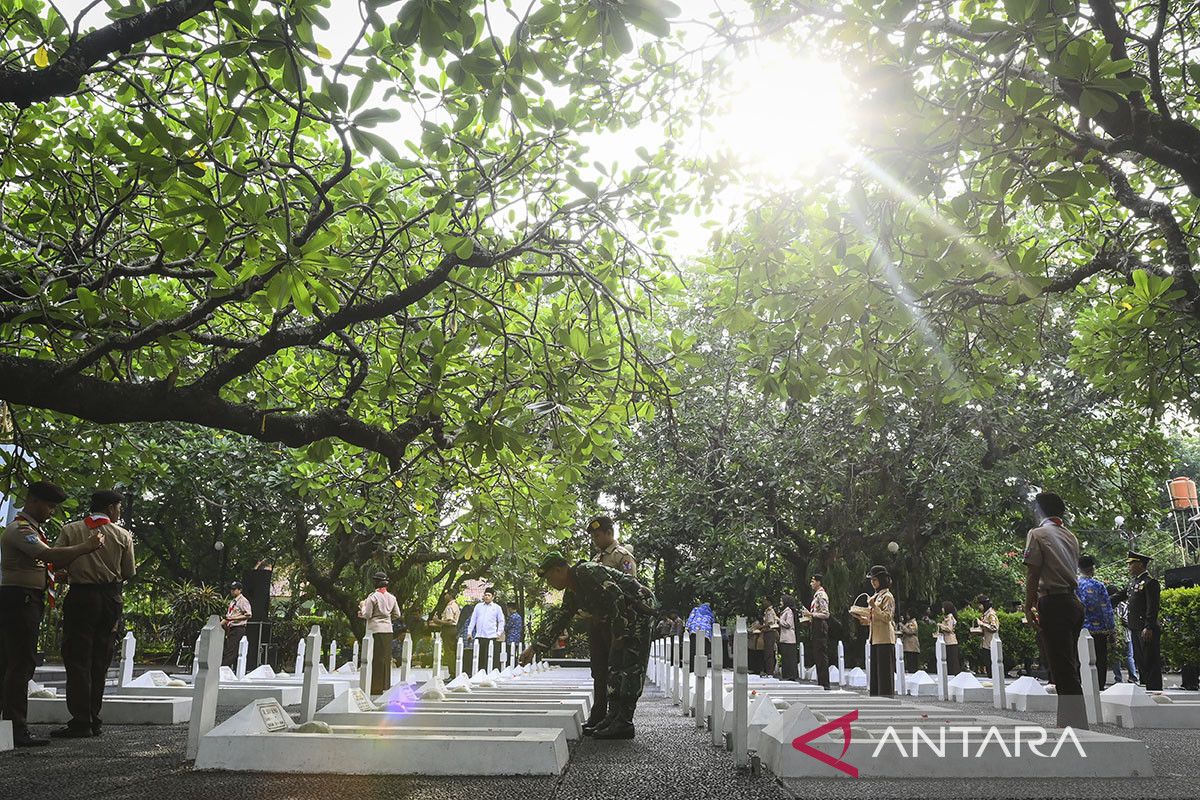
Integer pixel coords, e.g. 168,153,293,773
195,698,569,775
949,672,992,703
759,699,1153,779
1007,676,1058,712
1101,683,1200,728
29,695,191,725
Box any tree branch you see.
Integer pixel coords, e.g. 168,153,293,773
0,0,218,107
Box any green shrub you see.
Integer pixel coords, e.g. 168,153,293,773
1161,587,1200,670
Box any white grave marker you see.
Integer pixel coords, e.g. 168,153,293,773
990,635,1006,710
710,626,725,745
299,624,321,723
185,615,223,760
1078,628,1101,725
400,633,412,683
732,617,749,769
236,636,248,680
119,631,135,687
836,640,846,687
358,635,374,695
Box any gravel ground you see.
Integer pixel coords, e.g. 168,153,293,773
2,683,1195,800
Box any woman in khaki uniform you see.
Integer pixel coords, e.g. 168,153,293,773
939,601,960,675
972,595,1000,677
900,611,920,673
865,565,896,697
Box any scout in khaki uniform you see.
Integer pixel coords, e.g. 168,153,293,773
798,574,830,688
1022,491,1087,730
864,565,896,697
358,571,400,695
221,581,253,667
583,515,636,733
0,481,104,747
971,595,1000,678
521,553,657,740
53,489,136,738
430,591,461,668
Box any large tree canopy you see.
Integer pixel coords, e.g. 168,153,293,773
701,0,1200,415
0,0,685,472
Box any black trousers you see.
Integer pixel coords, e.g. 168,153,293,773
1132,627,1163,691
1038,593,1088,729
903,651,918,673
61,584,123,730
371,632,392,695
748,649,764,675
870,643,895,696
762,629,778,676
471,638,502,672
978,646,991,677
811,620,830,688
779,641,799,681
0,587,43,731
946,643,961,675
1090,632,1109,691
222,625,245,667
589,621,611,723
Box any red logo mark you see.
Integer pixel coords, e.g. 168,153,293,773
791,709,859,778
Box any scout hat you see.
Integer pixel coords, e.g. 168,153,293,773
585,515,614,534
229,581,243,590
538,552,569,574
1126,551,1152,565
865,564,890,580
372,571,389,584
28,480,67,503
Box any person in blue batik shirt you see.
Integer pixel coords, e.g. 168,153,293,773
684,602,714,673
505,609,523,644
1075,555,1115,689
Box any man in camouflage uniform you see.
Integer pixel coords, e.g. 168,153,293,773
520,552,657,740
583,515,637,733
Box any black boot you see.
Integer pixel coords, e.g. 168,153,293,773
14,727,49,747
582,708,610,736
592,704,635,740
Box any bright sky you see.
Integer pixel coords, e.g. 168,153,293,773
52,0,858,256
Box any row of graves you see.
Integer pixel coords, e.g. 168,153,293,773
188,618,591,774
1,618,594,775
648,620,1200,781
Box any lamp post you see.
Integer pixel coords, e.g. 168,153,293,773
214,540,227,586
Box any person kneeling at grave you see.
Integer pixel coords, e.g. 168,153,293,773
519,553,658,740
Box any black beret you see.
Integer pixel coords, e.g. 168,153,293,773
28,481,67,503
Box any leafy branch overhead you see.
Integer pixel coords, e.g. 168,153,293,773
707,0,1200,414
0,0,687,469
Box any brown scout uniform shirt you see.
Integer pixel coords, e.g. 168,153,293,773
0,511,53,591
55,515,136,585
1023,520,1080,596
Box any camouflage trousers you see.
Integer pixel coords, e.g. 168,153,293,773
605,614,654,724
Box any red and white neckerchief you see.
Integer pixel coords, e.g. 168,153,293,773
18,512,57,607
377,587,388,594
84,513,111,529
1043,517,1065,527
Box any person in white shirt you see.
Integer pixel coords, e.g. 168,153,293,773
466,587,506,671
358,572,400,694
